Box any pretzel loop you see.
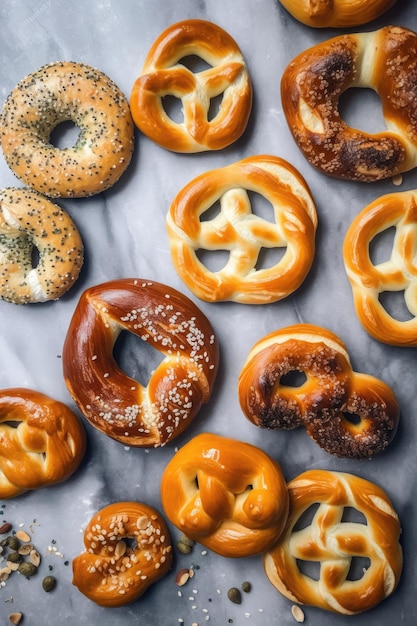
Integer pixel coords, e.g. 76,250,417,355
343,190,417,346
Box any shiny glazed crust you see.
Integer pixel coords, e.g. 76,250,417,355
130,19,252,152
160,433,289,558
72,501,173,607
278,0,396,28
62,279,219,447
167,155,317,303
0,61,134,197
281,26,417,182
264,469,403,614
238,323,399,458
0,187,84,303
0,388,86,498
343,190,417,347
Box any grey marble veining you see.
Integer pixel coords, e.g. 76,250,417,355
0,0,416,624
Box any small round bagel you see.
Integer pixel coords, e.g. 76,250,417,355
278,0,397,28
1,61,134,197
0,187,83,304
281,26,417,182
130,19,252,152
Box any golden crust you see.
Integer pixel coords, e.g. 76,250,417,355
0,61,134,197
0,187,84,303
238,323,399,458
264,469,403,614
62,279,219,447
281,26,417,182
130,19,252,152
343,189,417,346
278,0,397,28
167,155,317,303
160,433,289,558
72,501,172,607
0,388,86,498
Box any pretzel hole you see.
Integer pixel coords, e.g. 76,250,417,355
3,420,21,428
293,503,320,531
208,94,223,121
341,507,367,525
280,371,308,388
256,247,286,271
339,88,386,133
196,249,230,272
296,558,320,581
113,330,165,386
49,120,81,149
347,556,371,581
178,55,212,74
247,191,275,221
378,290,414,321
369,227,395,265
162,95,183,123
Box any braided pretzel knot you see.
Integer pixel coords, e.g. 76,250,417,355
278,0,397,28
130,19,252,152
238,324,399,458
0,388,86,498
160,433,289,558
264,470,403,615
62,279,219,448
343,190,417,347
167,155,317,304
72,501,173,607
281,26,417,182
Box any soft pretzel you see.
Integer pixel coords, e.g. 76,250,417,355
72,501,173,607
0,187,83,304
281,26,417,182
278,0,396,28
130,19,252,152
1,61,134,197
0,388,86,498
160,433,289,558
166,155,317,304
343,190,417,347
62,279,219,447
238,324,399,458
264,469,403,615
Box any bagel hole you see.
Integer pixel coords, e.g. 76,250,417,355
162,95,183,124
3,421,21,428
293,503,320,531
341,507,367,525
342,412,362,426
49,120,81,149
31,245,40,269
280,370,307,388
378,290,414,322
369,227,395,265
113,331,165,387
339,88,386,134
296,558,320,581
196,248,230,272
347,556,371,581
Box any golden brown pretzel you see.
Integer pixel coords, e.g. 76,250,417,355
278,0,396,28
72,501,173,607
62,279,219,447
238,324,399,458
343,190,417,347
281,26,417,182
264,469,403,615
0,388,86,498
160,433,289,558
1,61,134,197
167,155,317,304
130,19,252,152
0,187,83,304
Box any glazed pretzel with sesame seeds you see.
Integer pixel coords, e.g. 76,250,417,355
278,0,396,28
0,388,86,498
161,433,289,558
238,324,399,458
264,469,403,615
343,190,417,347
167,155,317,304
62,279,219,447
130,19,252,152
72,501,173,607
281,26,417,182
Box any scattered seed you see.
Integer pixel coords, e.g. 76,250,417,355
42,576,56,592
241,581,251,593
176,568,192,586
392,174,403,186
0,522,12,534
29,549,41,567
227,588,242,605
17,544,33,556
291,605,305,623
17,562,37,577
6,537,20,551
177,534,194,555
8,613,23,625
7,552,22,564
15,530,30,543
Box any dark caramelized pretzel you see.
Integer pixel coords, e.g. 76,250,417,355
238,324,399,458
62,279,219,447
160,433,289,558
278,0,397,28
264,469,403,615
130,19,252,152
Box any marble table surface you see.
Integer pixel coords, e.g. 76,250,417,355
0,0,416,624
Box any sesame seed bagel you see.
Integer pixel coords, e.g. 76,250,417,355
0,187,83,304
62,279,219,447
0,61,134,197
